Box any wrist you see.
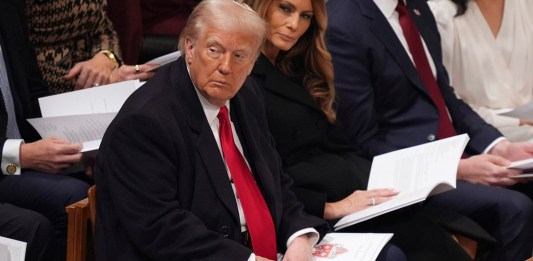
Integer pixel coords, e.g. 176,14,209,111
489,140,511,157
324,202,340,220
98,50,120,70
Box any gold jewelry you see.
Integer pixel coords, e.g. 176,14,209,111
135,64,140,74
6,164,17,174
98,50,120,70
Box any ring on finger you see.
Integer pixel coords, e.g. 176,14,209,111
135,64,140,74
370,196,376,206
92,83,100,87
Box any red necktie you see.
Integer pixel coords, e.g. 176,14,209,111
396,1,456,139
217,106,277,259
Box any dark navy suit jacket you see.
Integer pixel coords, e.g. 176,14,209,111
0,0,48,152
95,57,328,260
326,0,501,158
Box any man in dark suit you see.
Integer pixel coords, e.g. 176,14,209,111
0,0,90,260
326,0,533,260
94,1,328,260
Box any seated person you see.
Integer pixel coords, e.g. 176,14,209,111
428,0,533,142
107,0,200,64
326,0,533,260
94,1,329,260
244,0,482,260
1,0,90,260
26,0,156,93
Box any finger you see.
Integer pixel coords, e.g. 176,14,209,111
65,64,82,80
136,72,156,81
56,143,83,154
50,137,71,144
486,154,511,166
369,188,398,196
494,177,518,187
76,67,91,89
55,153,83,164
83,71,99,89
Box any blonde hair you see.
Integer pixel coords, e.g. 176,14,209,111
178,0,267,56
245,0,336,122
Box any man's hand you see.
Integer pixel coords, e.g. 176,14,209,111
282,235,313,261
490,140,533,162
324,188,398,220
20,137,82,174
457,154,521,186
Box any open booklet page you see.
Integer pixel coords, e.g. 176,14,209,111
334,134,470,230
507,158,533,179
145,51,182,72
499,100,533,121
27,80,142,152
0,236,26,261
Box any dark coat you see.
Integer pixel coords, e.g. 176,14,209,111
95,57,328,260
250,55,370,218
0,0,48,149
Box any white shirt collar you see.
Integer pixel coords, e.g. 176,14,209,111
374,0,404,18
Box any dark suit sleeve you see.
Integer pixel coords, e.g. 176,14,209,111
97,111,252,260
326,1,400,157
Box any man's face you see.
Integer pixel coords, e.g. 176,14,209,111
185,28,257,107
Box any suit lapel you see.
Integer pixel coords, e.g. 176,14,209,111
172,59,240,224
230,90,278,219
254,55,321,112
358,0,429,96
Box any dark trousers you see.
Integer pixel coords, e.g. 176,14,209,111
376,244,407,261
341,206,473,261
0,171,90,261
0,203,54,261
427,180,533,261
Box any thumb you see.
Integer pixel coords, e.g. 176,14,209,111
487,154,512,167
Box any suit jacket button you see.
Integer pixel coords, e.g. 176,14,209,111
427,134,436,141
219,226,230,238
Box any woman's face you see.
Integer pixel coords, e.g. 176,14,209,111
265,0,314,52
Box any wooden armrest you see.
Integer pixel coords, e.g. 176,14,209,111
66,198,90,261
451,234,478,259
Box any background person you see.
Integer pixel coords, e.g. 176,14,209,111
326,0,533,260
428,0,533,142
243,0,485,260
1,0,90,260
26,0,156,93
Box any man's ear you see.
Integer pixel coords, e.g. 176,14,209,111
185,37,195,64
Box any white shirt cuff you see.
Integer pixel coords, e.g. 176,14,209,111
286,228,319,249
483,137,506,154
2,139,23,175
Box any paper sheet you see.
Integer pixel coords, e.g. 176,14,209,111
313,233,393,261
499,101,533,121
0,236,26,261
38,80,141,117
145,51,182,72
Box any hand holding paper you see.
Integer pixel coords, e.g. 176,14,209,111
334,135,469,230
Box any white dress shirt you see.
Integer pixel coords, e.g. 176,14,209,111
429,0,533,142
189,68,318,260
0,45,23,175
